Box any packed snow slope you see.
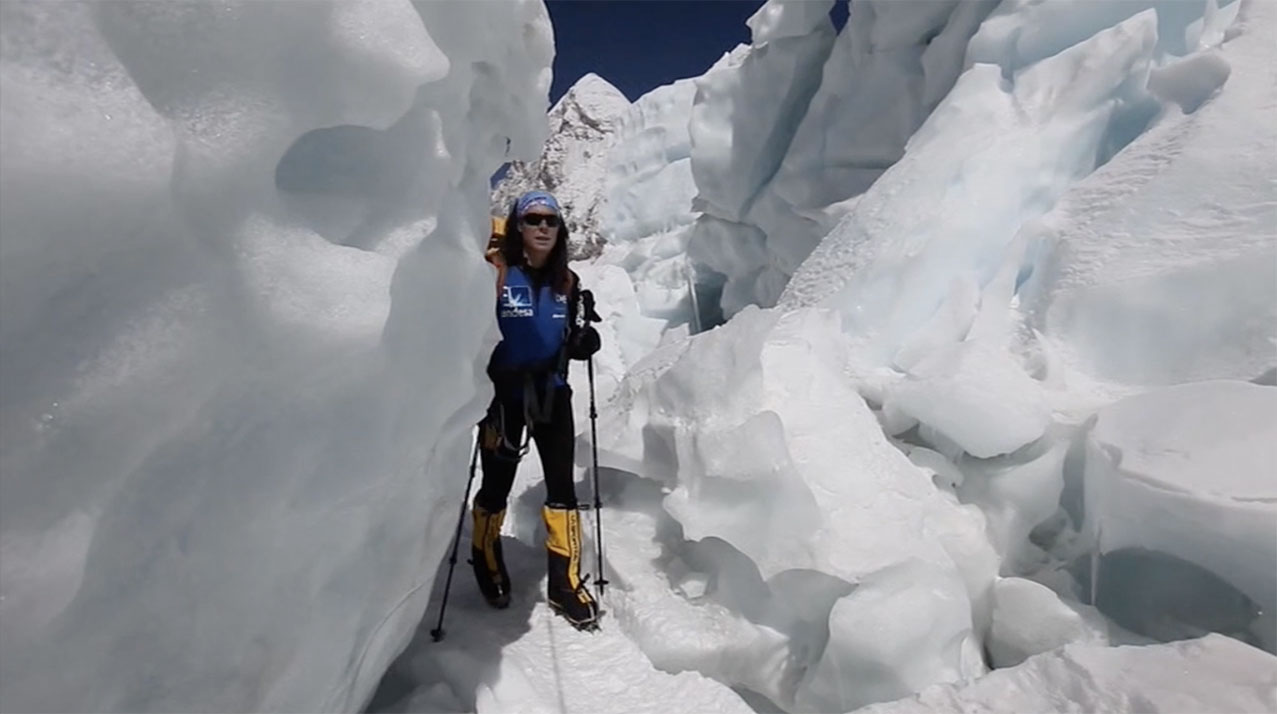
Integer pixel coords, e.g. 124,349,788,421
0,1,553,711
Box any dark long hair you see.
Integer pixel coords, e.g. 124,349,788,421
502,201,572,294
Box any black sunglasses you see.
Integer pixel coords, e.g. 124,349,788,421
521,214,560,228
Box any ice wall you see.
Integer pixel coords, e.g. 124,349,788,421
586,0,848,330
780,0,1272,383
593,76,704,326
682,0,835,318
0,2,551,711
764,0,1272,604
588,0,999,325
593,306,999,711
592,0,1274,705
597,0,1270,356
592,47,749,330
1083,380,1277,651
603,77,703,245
783,7,1165,362
689,0,996,318
688,0,835,225
1018,0,1275,388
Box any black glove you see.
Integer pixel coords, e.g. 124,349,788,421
580,289,602,323
567,325,601,360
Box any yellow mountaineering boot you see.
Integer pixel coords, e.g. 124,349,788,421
470,506,510,608
543,504,599,629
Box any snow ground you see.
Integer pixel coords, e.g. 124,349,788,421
370,450,761,714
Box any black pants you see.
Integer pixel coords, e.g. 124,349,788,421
475,384,577,511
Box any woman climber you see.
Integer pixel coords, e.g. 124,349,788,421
471,190,602,629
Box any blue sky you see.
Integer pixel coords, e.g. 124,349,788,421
546,1,849,103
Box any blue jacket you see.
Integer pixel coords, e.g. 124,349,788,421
489,265,575,392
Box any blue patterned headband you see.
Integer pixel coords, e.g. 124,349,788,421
516,190,560,217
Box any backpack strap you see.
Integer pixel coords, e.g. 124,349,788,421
486,216,508,299
494,260,508,300
565,269,580,323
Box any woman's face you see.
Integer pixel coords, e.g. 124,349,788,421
519,211,559,259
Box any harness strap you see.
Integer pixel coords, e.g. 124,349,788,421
522,371,559,426
493,401,531,461
485,369,558,462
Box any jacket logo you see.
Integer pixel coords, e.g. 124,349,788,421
503,286,532,308
501,285,534,318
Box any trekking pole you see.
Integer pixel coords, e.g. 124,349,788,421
430,434,481,642
587,355,609,597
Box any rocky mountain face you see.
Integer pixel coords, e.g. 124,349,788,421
492,73,631,259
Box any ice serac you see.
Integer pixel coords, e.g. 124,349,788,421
571,0,1001,325
592,76,704,328
0,1,552,711
777,0,1272,389
681,0,834,318
860,635,1277,714
592,0,1008,323
589,46,749,330
747,0,1272,660
562,260,667,427
575,0,1273,708
493,72,631,258
783,8,1163,367
684,0,1001,321
689,0,834,224
987,577,1107,668
603,77,702,245
1083,380,1277,651
885,340,1053,459
1019,0,1276,387
740,0,997,309
595,307,998,711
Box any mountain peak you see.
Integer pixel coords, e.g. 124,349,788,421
553,73,630,130
492,74,632,260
